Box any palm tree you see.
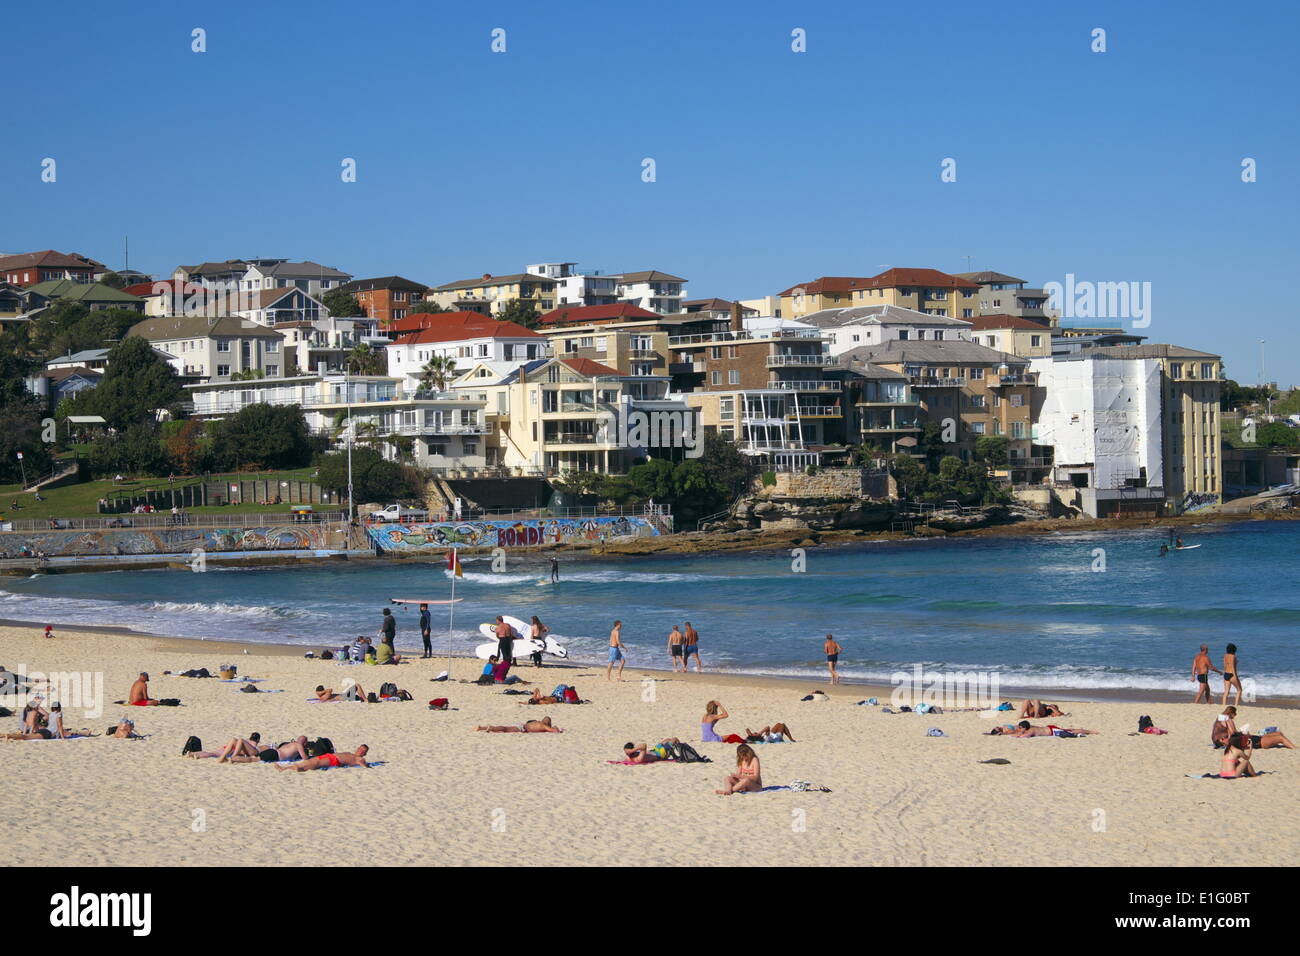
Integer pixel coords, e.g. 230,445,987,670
419,355,458,392
347,343,383,376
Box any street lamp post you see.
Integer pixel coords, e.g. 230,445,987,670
16,452,27,490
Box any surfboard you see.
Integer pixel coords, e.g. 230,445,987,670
476,614,567,659
389,598,463,605
1173,545,1202,551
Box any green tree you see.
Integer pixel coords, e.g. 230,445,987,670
209,403,311,470
322,289,363,318
315,446,422,503
66,335,184,429
88,424,168,478
98,272,127,290
346,342,384,375
419,355,458,391
497,298,541,330
974,435,1009,467
0,393,54,484
1255,422,1300,449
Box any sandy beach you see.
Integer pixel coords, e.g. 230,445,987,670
2,623,1296,867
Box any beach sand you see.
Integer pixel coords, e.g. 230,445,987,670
2,624,1296,866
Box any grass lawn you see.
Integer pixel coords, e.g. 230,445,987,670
0,468,332,519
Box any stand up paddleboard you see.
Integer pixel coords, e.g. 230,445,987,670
475,614,567,659
389,598,463,605
1173,545,1202,551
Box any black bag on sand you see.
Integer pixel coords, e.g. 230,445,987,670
181,735,202,756
672,742,711,763
1138,715,1153,733
158,698,182,707
309,737,334,757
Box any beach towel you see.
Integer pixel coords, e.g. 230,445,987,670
738,783,832,794
235,687,283,694
220,677,265,683
1185,772,1269,779
607,758,676,765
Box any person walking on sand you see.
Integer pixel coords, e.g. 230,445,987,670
1192,644,1221,703
606,620,625,681
668,624,684,672
419,603,432,659
824,634,842,685
683,622,701,673
1221,643,1243,708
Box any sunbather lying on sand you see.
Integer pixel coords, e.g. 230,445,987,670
1019,699,1066,719
314,684,363,702
2,727,95,740
278,745,371,771
745,723,795,743
1212,706,1294,750
219,734,312,763
475,717,562,733
990,721,1097,737
623,738,681,763
108,718,141,739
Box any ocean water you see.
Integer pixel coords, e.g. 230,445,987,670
2,521,1297,696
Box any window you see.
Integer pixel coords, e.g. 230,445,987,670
934,331,945,341
897,331,909,341
720,397,735,421
463,441,478,456
265,364,279,377
992,420,1002,435
1010,394,1024,407
265,340,279,353
970,421,986,435
916,330,927,340
216,339,231,352
969,368,984,380
711,371,722,386
710,346,722,360
216,364,231,377
968,394,985,408
1201,363,1214,379
1011,421,1026,439
595,337,607,352
1169,363,1183,378
729,369,740,385
1030,335,1041,347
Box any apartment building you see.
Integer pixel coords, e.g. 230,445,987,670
339,276,430,325
278,317,382,376
1029,354,1165,517
187,374,489,472
128,315,287,381
799,304,973,356
172,259,352,301
450,356,693,475
1089,344,1223,511
386,317,548,389
833,358,923,456
526,263,620,307
953,271,1055,322
844,338,1045,479
612,271,688,313
779,269,981,320
426,272,558,315
230,286,324,326
965,314,1052,357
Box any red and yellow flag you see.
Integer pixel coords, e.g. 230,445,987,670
447,549,463,578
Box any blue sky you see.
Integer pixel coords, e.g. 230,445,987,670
4,0,1297,384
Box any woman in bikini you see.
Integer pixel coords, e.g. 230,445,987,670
1218,734,1258,778
701,700,728,742
1221,644,1243,708
475,717,563,733
1213,707,1294,750
1018,699,1065,719
717,743,763,795
529,616,549,667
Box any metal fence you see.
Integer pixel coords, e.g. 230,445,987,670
1,511,348,533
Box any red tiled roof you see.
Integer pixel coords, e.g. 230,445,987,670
386,311,497,333
559,356,621,377
865,268,980,290
537,303,661,326
965,313,1052,331
776,277,875,296
389,315,541,344
0,250,100,272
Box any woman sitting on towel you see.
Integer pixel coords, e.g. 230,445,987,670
716,744,763,795
701,700,728,742
1218,734,1259,778
745,723,795,743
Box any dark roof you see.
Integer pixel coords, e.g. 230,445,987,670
1090,344,1221,361
0,250,100,272
965,313,1052,331
340,276,429,293
613,270,687,283
842,338,1028,367
953,271,1027,285
433,273,558,292
128,315,285,340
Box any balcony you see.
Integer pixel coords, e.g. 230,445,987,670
668,329,822,347
766,380,841,392
669,361,705,375
628,349,660,359
766,353,831,368
908,376,965,388
860,423,921,434
788,406,844,418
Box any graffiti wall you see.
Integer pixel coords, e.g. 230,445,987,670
0,525,329,558
1179,491,1221,514
366,515,669,552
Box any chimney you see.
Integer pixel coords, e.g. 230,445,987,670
518,365,526,386
730,300,743,333
482,273,492,281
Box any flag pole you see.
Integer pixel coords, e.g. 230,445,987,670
445,546,457,677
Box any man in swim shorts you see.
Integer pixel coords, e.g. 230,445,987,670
606,621,625,682
682,622,700,673
278,744,370,771
668,624,684,672
1192,644,1221,704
